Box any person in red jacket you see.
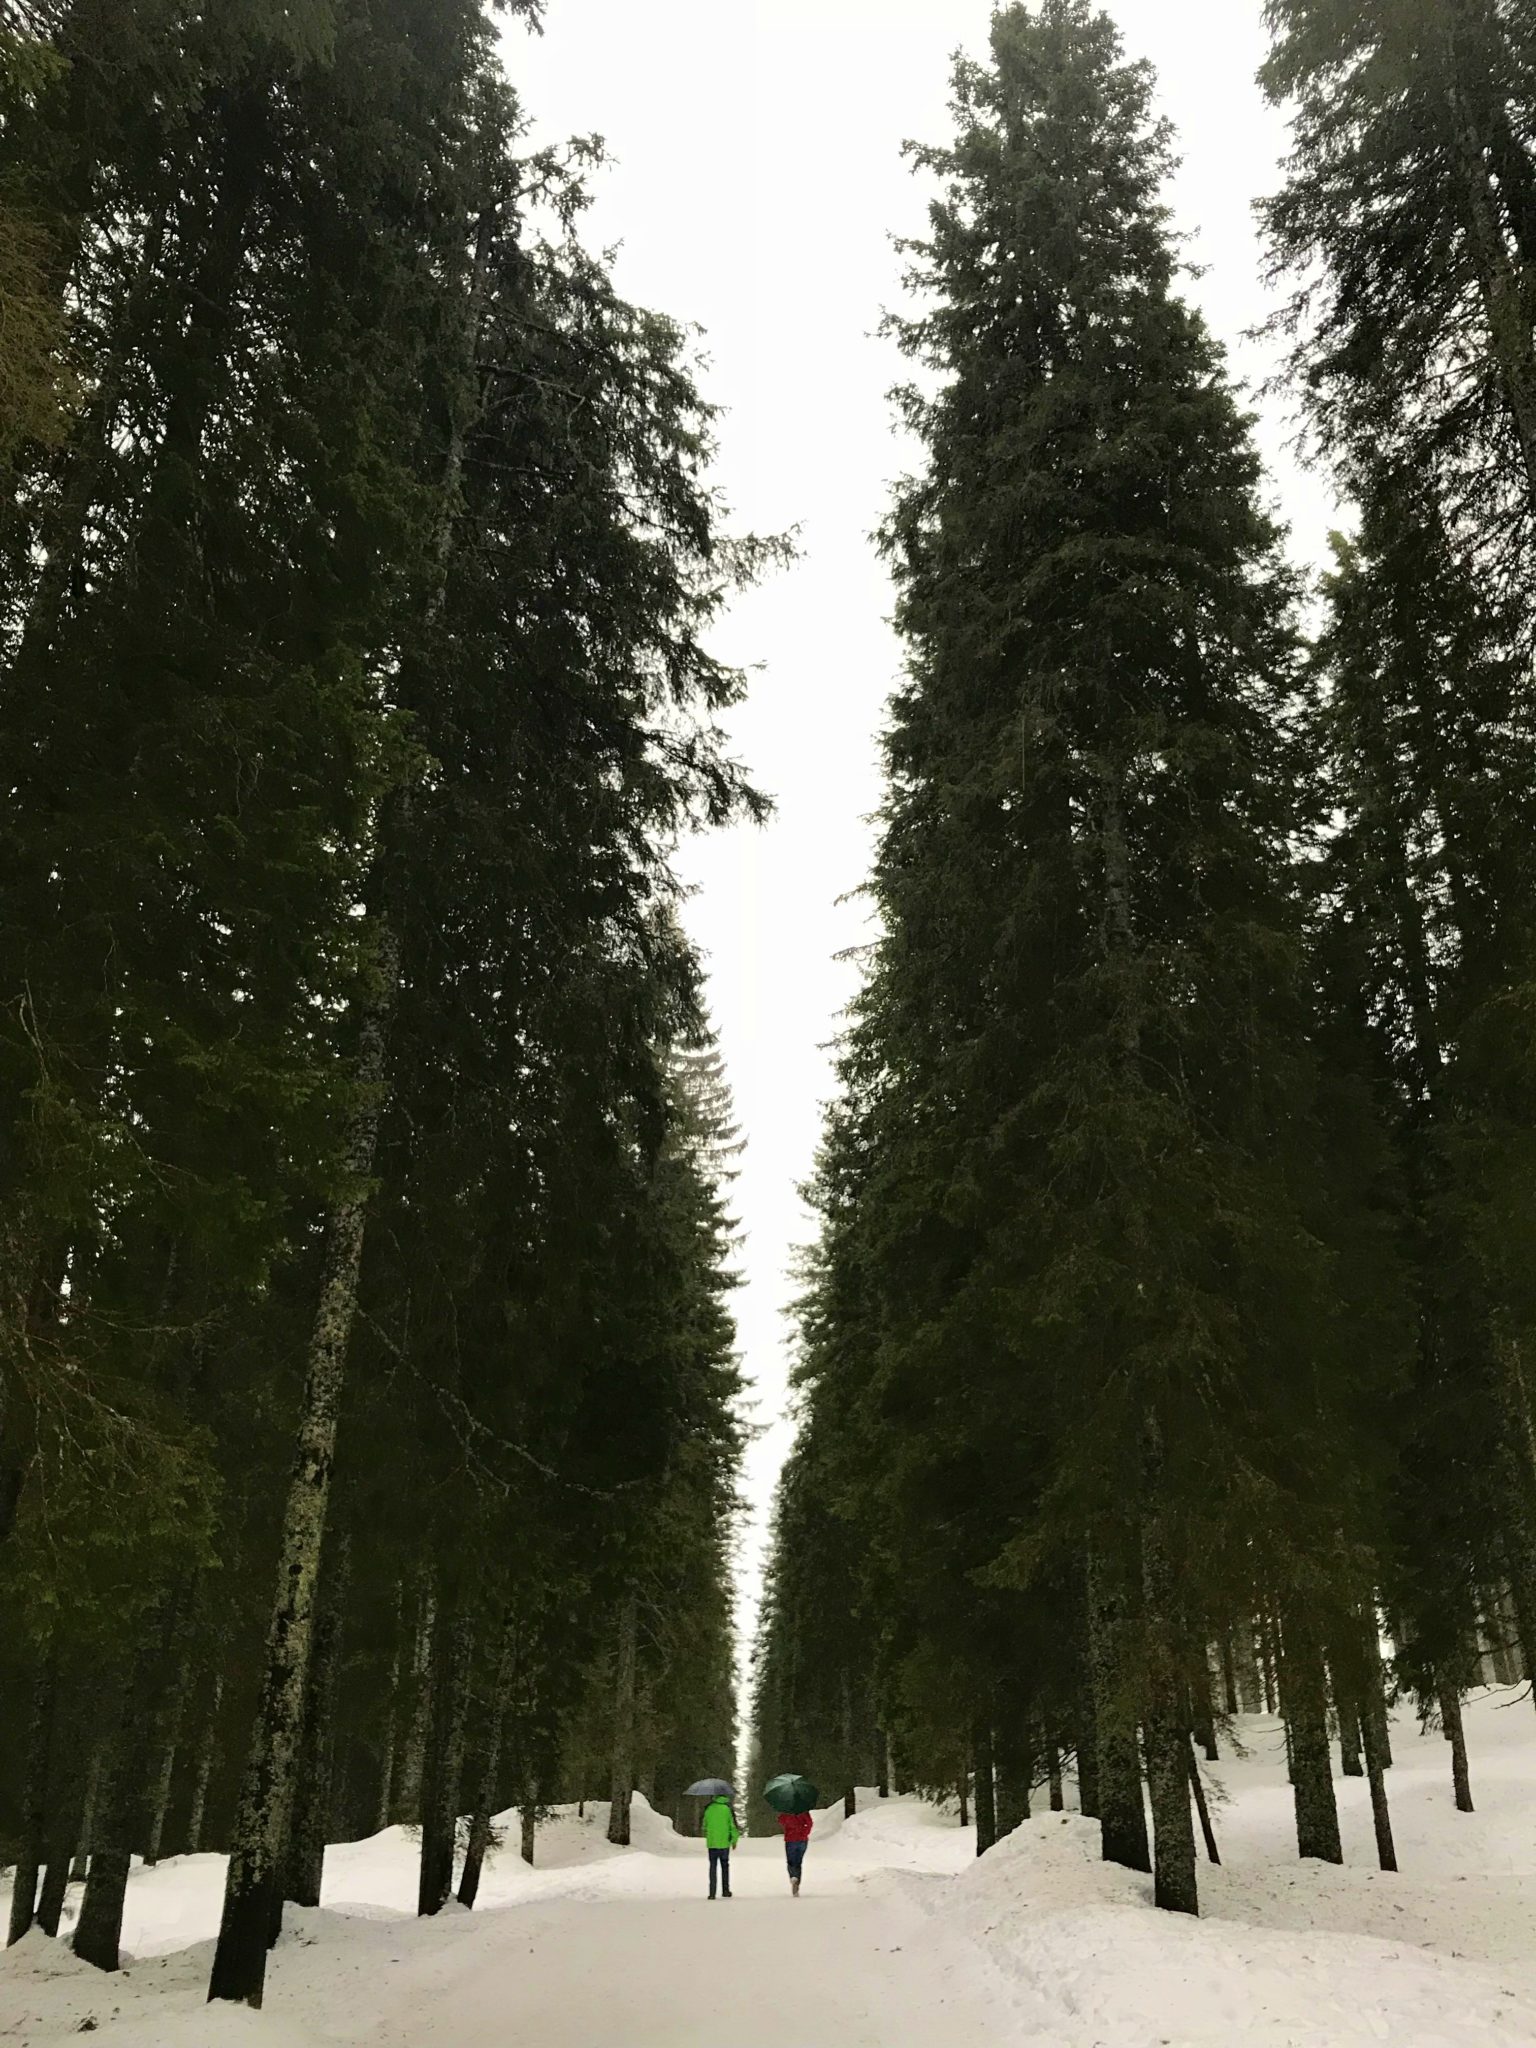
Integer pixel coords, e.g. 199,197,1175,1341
776,1808,814,1895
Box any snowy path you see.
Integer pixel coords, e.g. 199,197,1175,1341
362,1882,1016,2048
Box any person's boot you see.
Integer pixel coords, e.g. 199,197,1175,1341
791,1876,800,1897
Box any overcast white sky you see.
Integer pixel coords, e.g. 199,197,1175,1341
507,0,1343,1699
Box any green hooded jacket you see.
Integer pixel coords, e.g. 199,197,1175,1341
702,1796,740,1849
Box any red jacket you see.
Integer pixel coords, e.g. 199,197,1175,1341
777,1811,814,1844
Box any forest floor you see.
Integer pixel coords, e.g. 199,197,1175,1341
7,1689,1536,2046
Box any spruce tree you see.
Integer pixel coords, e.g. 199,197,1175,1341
761,0,1402,1919
1310,456,1536,1759
1,0,760,1986
1262,0,1536,600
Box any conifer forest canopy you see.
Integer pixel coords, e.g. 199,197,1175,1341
3,0,1536,2012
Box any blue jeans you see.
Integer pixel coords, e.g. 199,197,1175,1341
708,1847,732,1897
785,1839,807,1880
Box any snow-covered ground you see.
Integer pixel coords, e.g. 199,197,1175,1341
6,1688,1536,2046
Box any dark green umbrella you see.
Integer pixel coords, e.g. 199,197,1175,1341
762,1773,819,1814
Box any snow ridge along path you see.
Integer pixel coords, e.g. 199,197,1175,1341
8,1692,1536,2047
2,1798,1016,2048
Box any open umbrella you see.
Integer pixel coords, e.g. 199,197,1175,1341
762,1772,818,1814
684,1777,736,1798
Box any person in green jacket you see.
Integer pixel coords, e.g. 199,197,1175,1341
702,1794,740,1899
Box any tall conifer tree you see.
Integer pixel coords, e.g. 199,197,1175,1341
1262,0,1536,600
765,0,1400,1917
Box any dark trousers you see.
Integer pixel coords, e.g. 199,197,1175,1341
785,1839,807,1880
708,1847,732,1897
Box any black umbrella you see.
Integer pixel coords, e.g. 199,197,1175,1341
762,1773,818,1814
685,1777,736,1798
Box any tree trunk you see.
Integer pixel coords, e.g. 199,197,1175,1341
187,1671,224,1856
841,1667,857,1817
396,1572,438,1824
1360,1681,1398,1873
204,183,497,1990
995,1734,1031,1834
36,1690,87,1937
74,1646,155,1971
1438,1682,1474,1813
520,1793,536,1867
1285,1627,1343,1864
957,1768,969,1830
1219,1633,1239,1718
459,1802,495,1908
36,1840,74,1939
5,1649,55,1946
417,1607,473,1917
877,1728,890,1799
75,1593,185,1973
1047,1746,1064,1811
285,1537,350,1910
607,1591,638,1848
70,1739,103,1883
207,912,401,2009
1088,1546,1150,1873
1142,1495,1197,1916
1343,1709,1365,1776
1076,1695,1100,1820
1188,1737,1220,1865
145,1630,194,1867
0,1336,31,1549
973,1722,997,1855
1363,1650,1393,1768
459,1617,515,1908
1233,1624,1263,1716
1191,1669,1218,1763
1337,1690,1364,1778
376,1580,405,1833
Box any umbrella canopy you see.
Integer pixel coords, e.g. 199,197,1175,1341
684,1778,736,1798
762,1773,819,1814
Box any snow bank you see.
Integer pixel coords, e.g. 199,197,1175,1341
0,1928,316,2047
2,1793,697,1964
912,1810,1536,2046
872,1688,1536,2047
